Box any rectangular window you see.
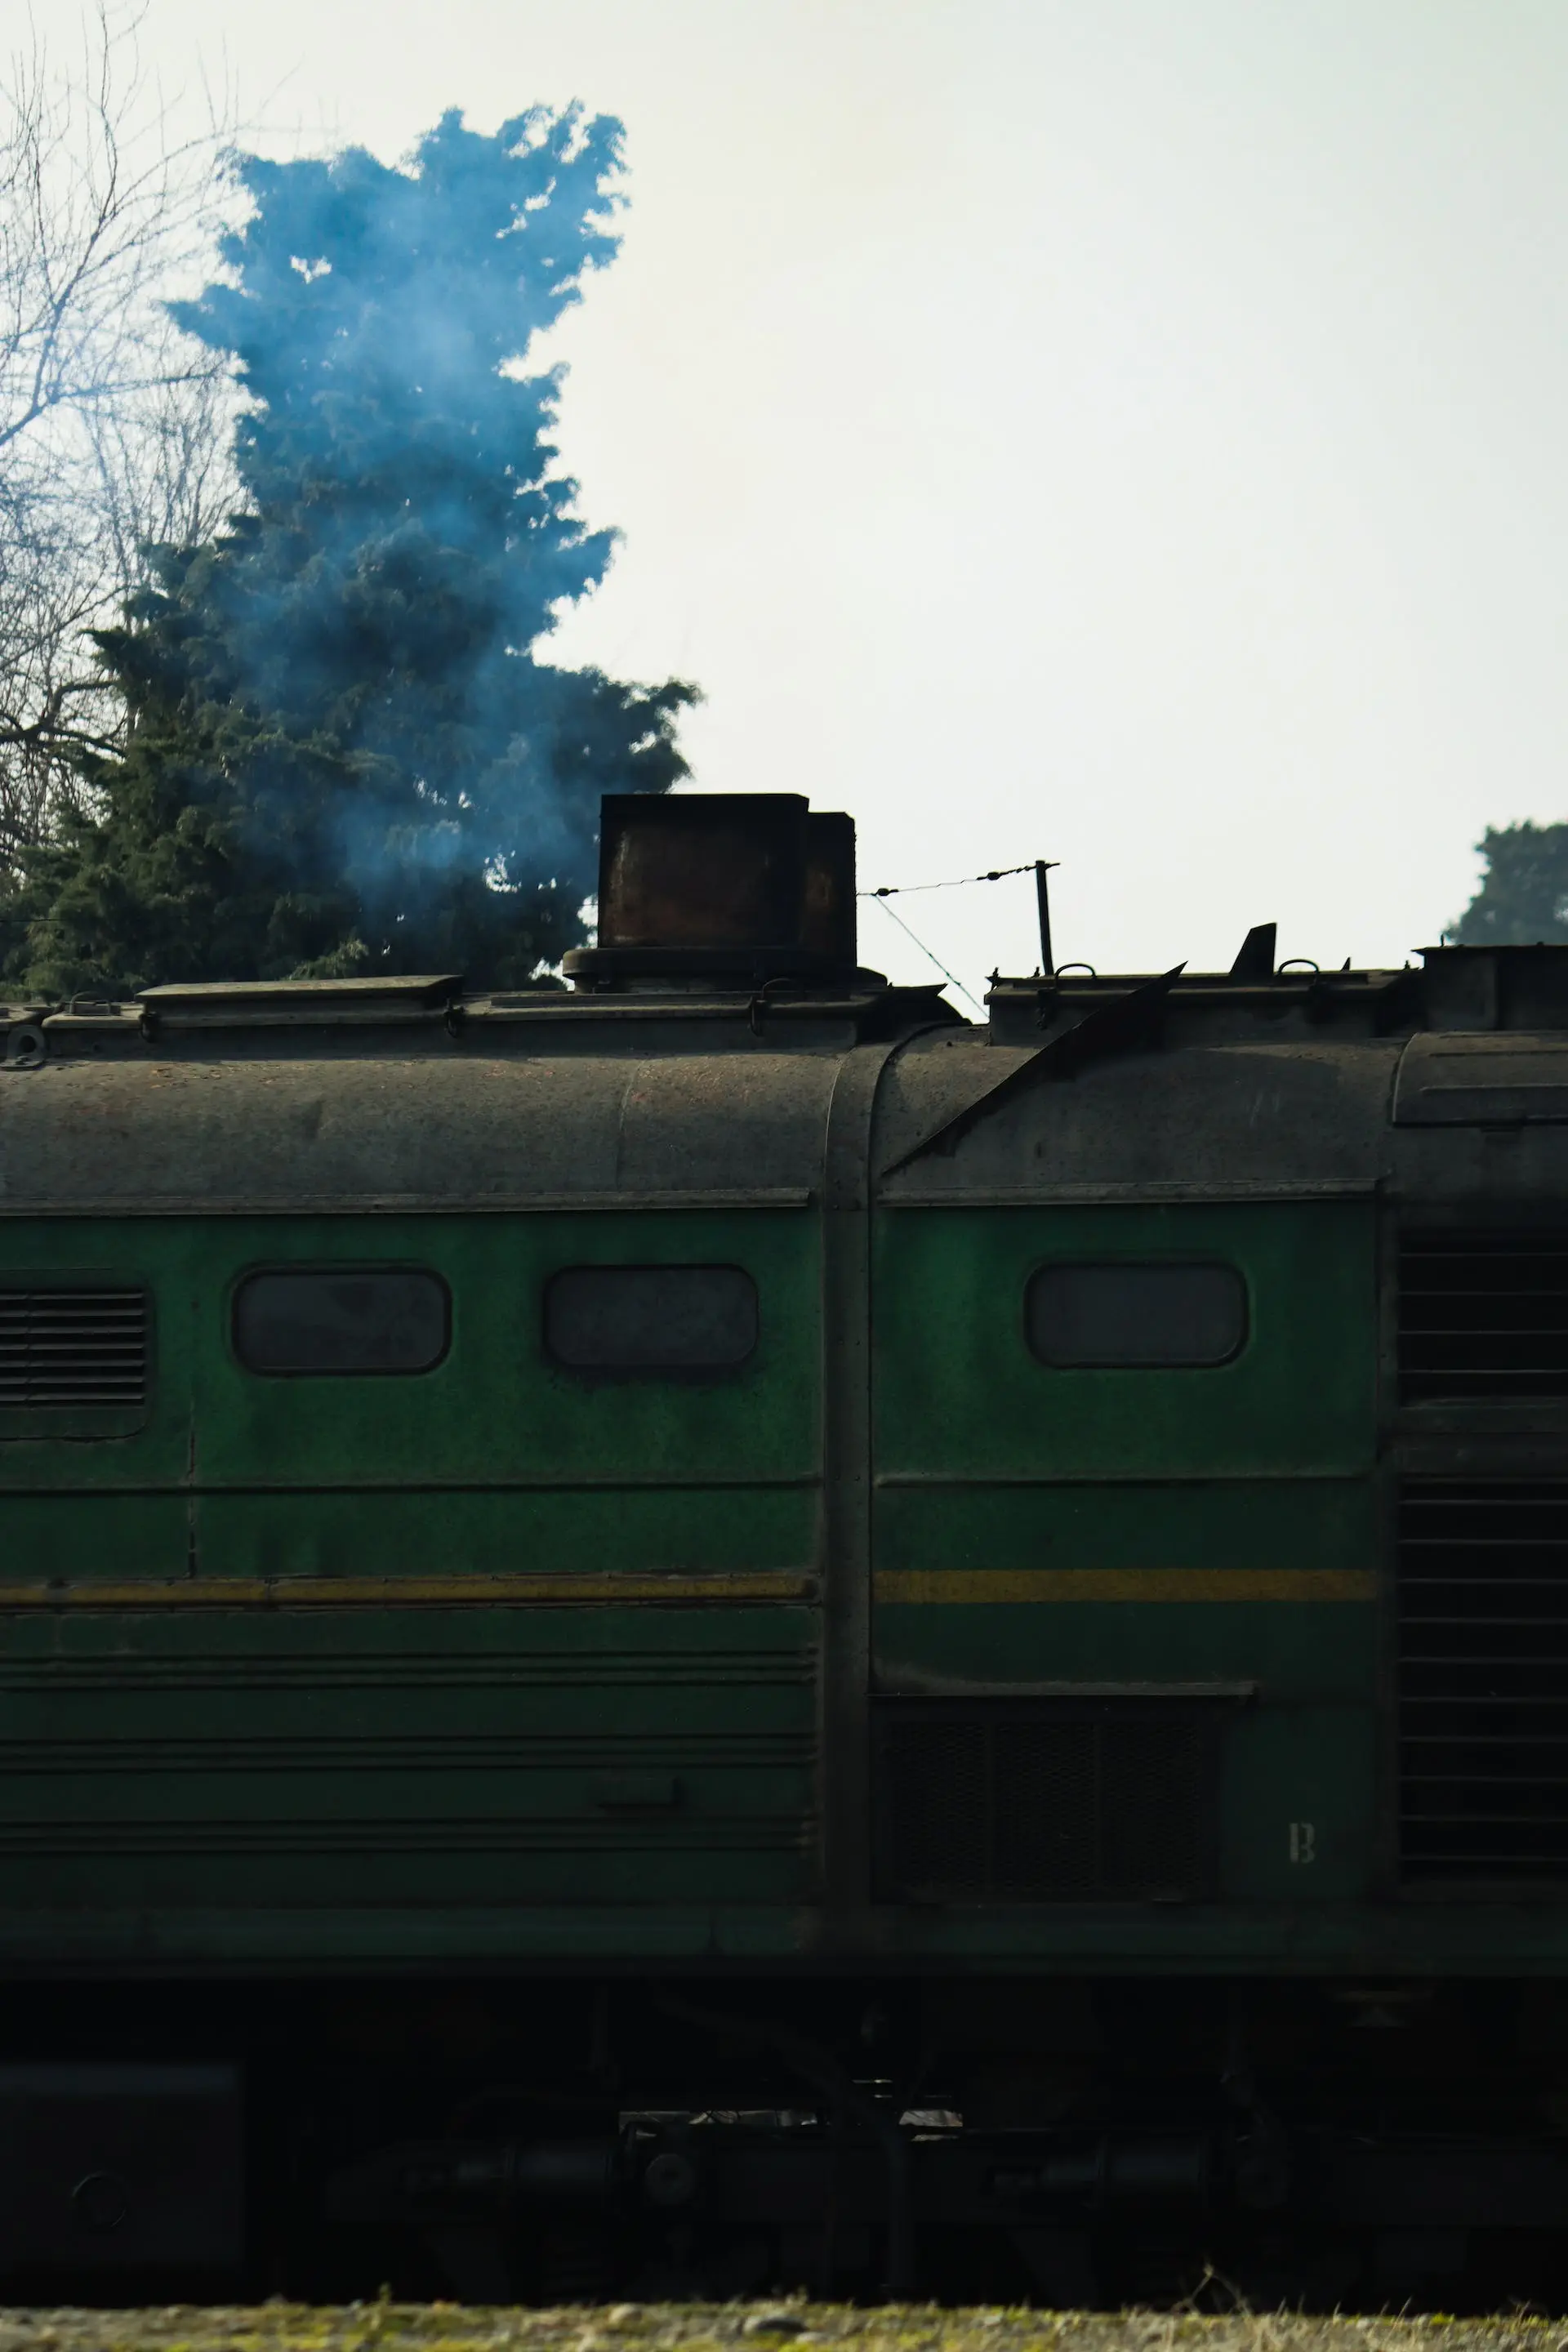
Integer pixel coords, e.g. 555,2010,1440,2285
545,1265,758,1374
0,1287,148,1407
234,1270,448,1375
1027,1262,1245,1369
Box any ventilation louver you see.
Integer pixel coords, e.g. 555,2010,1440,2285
0,1289,148,1409
1399,1232,1568,1402
874,1704,1217,1904
1399,1481,1568,1884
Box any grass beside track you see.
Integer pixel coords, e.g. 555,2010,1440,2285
0,2310,1561,2352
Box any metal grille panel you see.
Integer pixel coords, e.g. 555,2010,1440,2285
1399,1232,1568,1402
1399,1481,1568,1882
0,1289,148,1409
875,1704,1214,1903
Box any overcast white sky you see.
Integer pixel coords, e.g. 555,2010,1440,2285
18,0,1568,992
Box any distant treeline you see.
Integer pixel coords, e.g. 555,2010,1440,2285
1452,824,1568,947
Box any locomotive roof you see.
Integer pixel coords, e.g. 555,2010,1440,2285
1,942,1567,1213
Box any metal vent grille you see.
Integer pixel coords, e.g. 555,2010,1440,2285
874,1704,1216,1903
1399,1232,1568,1402
0,1289,148,1409
1399,1481,1568,1883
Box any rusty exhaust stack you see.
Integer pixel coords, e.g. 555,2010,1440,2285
564,794,859,988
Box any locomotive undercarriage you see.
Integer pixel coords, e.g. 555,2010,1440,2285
11,1973,1568,2310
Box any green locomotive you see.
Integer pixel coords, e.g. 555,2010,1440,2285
0,789,1565,2305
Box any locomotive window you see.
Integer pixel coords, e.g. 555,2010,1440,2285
234,1270,449,1375
1026,1263,1246,1369
546,1266,758,1374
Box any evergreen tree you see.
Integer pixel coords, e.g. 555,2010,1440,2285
1452,822,1568,946
10,108,694,996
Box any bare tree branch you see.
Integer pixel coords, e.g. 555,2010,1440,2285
0,1,240,868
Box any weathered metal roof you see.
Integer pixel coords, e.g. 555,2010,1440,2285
0,1054,844,1212
874,1031,1400,1201
7,942,1568,1213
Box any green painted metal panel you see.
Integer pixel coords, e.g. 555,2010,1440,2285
875,1479,1375,1575
0,1210,820,1493
0,1490,817,1584
872,1481,1376,1695
0,1210,824,1938
872,1201,1376,1479
873,1601,1375,1701
870,1202,1382,1931
0,1187,1404,1959
0,1495,190,1582
201,1210,819,1490
0,1225,189,1487
190,1488,817,1582
1219,1704,1375,1901
0,1603,818,1910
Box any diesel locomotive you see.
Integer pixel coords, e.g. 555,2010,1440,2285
2,787,1568,2307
